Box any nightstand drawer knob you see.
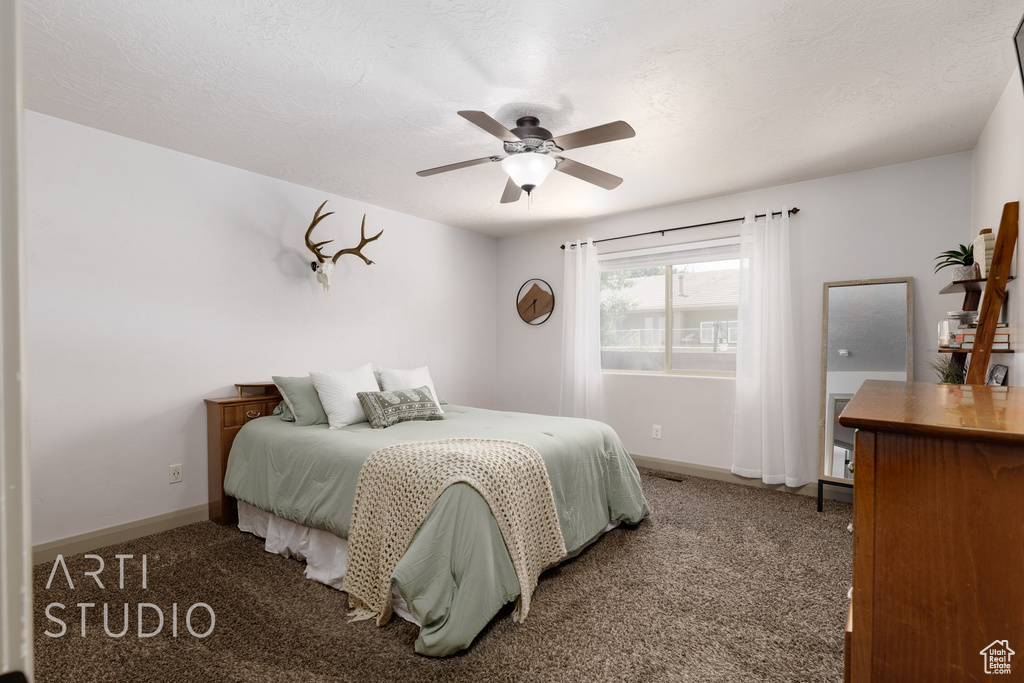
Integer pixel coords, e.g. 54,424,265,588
246,409,261,418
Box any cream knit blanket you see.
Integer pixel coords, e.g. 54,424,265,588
342,438,566,626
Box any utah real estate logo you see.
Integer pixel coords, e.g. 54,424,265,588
980,640,1015,675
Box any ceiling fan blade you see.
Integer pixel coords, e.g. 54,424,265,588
416,156,500,177
550,121,635,151
554,157,623,190
458,110,520,142
500,177,523,204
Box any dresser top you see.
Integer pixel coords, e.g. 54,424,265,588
205,394,280,406
839,380,1024,445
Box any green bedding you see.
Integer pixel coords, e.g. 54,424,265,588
223,405,649,656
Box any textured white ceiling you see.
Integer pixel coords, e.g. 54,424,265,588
22,0,1024,237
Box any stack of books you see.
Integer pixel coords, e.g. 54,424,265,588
973,229,995,278
951,322,1011,350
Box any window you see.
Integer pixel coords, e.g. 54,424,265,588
599,239,740,375
699,320,738,344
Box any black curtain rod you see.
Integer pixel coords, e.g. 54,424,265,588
559,207,800,249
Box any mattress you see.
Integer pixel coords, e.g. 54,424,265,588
224,404,649,656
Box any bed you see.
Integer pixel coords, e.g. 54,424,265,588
221,403,649,656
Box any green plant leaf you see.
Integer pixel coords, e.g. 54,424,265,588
933,243,974,271
929,355,966,384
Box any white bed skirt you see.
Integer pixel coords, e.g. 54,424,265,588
237,500,618,626
238,500,421,624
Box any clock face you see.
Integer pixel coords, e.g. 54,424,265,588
517,278,555,325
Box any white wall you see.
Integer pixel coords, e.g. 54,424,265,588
25,112,498,546
496,153,973,476
972,73,1024,386
825,371,909,397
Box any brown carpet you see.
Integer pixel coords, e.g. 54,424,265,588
32,470,852,682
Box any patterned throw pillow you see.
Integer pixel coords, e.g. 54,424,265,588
357,386,444,429
377,366,444,414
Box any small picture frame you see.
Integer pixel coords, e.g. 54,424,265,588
986,364,1008,386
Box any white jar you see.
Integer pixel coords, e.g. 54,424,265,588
938,310,976,348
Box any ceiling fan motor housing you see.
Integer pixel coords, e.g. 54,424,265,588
511,116,552,140
504,116,561,155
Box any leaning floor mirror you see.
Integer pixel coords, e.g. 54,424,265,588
817,277,913,511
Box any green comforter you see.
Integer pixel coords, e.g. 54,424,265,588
223,405,649,656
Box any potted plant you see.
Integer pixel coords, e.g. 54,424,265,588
929,355,967,385
933,243,977,281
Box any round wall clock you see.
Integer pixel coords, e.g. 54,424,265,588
516,278,555,325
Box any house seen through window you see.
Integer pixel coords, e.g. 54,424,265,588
599,239,740,374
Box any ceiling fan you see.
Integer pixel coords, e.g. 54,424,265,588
416,110,636,203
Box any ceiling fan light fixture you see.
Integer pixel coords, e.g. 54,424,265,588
501,152,556,194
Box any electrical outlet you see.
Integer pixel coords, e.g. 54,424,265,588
168,464,183,484
652,424,662,440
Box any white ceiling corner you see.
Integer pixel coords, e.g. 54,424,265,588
22,0,1024,237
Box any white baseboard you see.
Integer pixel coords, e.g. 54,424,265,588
33,504,208,566
630,454,853,504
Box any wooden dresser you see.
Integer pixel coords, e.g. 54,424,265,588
840,380,1024,682
205,384,281,525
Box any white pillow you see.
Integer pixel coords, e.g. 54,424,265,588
378,366,444,414
310,364,380,429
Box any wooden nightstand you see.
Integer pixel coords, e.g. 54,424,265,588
205,384,281,525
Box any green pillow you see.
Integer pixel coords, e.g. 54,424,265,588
272,375,329,426
357,386,444,429
273,401,295,422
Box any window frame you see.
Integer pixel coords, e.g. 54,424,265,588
598,237,740,378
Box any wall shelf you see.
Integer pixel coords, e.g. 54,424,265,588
938,275,1014,295
938,348,1014,354
936,202,1018,384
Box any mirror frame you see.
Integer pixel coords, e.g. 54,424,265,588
818,277,914,486
823,393,854,479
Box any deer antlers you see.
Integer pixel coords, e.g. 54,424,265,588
304,201,335,263
331,214,383,265
304,200,383,265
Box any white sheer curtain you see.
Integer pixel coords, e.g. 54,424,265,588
731,209,808,486
559,239,603,420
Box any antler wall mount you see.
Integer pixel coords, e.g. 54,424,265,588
304,200,383,293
